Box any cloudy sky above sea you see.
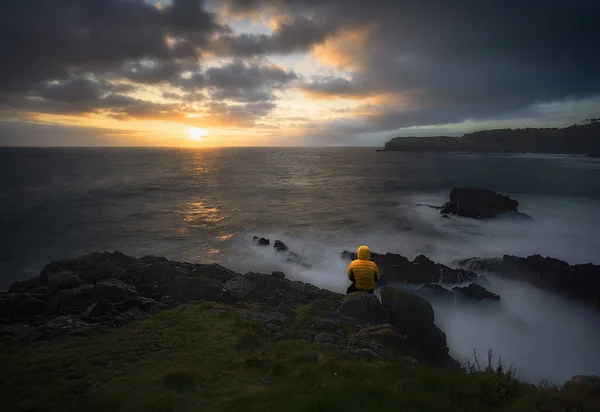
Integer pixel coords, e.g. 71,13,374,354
1,0,599,146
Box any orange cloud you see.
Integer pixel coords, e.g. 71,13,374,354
312,24,376,70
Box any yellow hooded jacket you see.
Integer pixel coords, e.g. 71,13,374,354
347,246,380,291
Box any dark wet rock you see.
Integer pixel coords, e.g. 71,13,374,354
416,203,442,210
439,188,526,220
338,292,391,325
254,237,270,246
169,276,223,303
380,285,457,367
284,251,312,268
417,283,455,302
92,279,138,302
8,277,42,293
274,240,289,252
133,261,180,284
48,273,84,295
238,272,342,306
453,283,500,302
189,264,237,283
0,293,47,322
341,250,477,286
456,254,600,310
271,271,286,280
50,285,94,315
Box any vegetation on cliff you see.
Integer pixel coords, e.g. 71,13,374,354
384,121,600,155
3,301,600,412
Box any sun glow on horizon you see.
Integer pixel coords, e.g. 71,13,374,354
187,127,208,141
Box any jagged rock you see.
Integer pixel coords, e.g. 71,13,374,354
0,293,47,320
48,272,84,295
341,250,477,285
169,277,223,303
253,236,270,246
274,240,289,252
439,188,526,219
92,279,139,301
50,284,94,315
380,286,434,324
189,264,237,283
223,277,256,300
338,292,391,325
416,283,455,302
453,283,500,302
286,251,301,263
271,271,286,279
456,254,600,310
380,285,456,366
134,261,180,283
239,272,342,306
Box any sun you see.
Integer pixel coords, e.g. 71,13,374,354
187,127,208,141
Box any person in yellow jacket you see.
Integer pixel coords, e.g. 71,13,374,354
346,245,380,294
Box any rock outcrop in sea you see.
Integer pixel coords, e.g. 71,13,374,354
440,188,530,220
456,254,600,310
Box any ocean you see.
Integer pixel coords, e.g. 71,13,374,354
2,147,600,383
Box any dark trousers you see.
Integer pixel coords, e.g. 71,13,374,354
346,283,374,294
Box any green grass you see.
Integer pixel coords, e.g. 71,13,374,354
1,302,599,412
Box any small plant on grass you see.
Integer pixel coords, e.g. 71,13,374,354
466,348,523,407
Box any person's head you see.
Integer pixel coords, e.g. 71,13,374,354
357,245,370,260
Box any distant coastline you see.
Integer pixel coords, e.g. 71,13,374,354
383,121,600,156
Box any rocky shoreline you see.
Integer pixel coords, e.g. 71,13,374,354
0,251,462,367
2,244,599,355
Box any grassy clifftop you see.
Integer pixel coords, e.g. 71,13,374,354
3,301,599,412
383,122,600,155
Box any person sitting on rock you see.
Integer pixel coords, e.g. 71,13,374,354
346,245,380,294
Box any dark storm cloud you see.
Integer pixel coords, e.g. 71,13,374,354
223,0,600,131
300,76,363,97
211,15,336,56
204,60,298,103
0,0,218,94
119,59,201,84
204,100,277,125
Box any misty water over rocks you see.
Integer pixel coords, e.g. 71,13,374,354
2,147,600,383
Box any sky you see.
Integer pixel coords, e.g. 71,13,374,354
0,0,599,147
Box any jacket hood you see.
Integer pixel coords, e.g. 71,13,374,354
357,245,370,260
